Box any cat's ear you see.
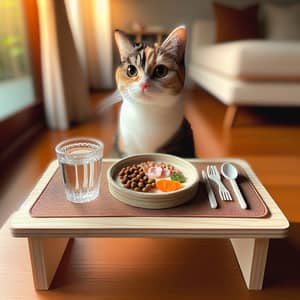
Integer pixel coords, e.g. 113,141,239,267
115,30,134,62
159,26,186,62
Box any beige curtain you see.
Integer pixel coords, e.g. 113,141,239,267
65,0,113,90
37,0,91,130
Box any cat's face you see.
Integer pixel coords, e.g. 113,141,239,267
115,26,186,105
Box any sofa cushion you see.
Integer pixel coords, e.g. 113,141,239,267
189,64,300,106
192,41,300,80
213,2,259,43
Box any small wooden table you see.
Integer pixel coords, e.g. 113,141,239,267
10,159,289,291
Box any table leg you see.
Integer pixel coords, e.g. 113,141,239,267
230,238,269,290
223,105,238,129
28,237,71,290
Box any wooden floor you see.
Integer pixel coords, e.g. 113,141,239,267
1,87,300,299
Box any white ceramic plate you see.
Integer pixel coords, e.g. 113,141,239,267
107,153,200,209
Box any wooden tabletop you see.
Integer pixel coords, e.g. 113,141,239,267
10,158,289,239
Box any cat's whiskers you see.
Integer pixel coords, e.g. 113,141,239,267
96,90,122,114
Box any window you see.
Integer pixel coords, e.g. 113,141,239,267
0,0,44,159
0,0,36,119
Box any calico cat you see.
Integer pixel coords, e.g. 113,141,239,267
106,26,195,158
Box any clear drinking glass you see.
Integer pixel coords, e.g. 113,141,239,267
55,137,104,203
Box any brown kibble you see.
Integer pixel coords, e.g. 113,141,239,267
143,176,147,181
125,182,131,188
151,182,156,187
131,182,137,188
134,187,141,192
138,182,144,188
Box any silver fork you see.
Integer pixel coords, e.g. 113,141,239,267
207,165,232,201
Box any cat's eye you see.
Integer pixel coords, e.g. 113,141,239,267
153,65,168,78
127,65,138,77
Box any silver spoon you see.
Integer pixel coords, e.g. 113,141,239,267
221,163,247,209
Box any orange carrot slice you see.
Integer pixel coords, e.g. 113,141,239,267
156,179,182,192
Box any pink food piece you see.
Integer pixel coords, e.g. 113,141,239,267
161,168,171,177
147,166,163,178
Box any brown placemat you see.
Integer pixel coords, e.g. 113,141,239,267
30,162,269,218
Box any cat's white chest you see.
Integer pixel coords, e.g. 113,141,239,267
119,97,183,154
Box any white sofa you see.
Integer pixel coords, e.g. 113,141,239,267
188,20,300,128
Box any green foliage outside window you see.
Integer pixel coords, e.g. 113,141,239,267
0,0,30,81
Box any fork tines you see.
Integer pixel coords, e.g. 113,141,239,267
207,165,232,201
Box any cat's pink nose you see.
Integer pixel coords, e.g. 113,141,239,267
141,82,149,91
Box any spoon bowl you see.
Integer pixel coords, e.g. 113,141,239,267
221,162,247,209
221,162,238,180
